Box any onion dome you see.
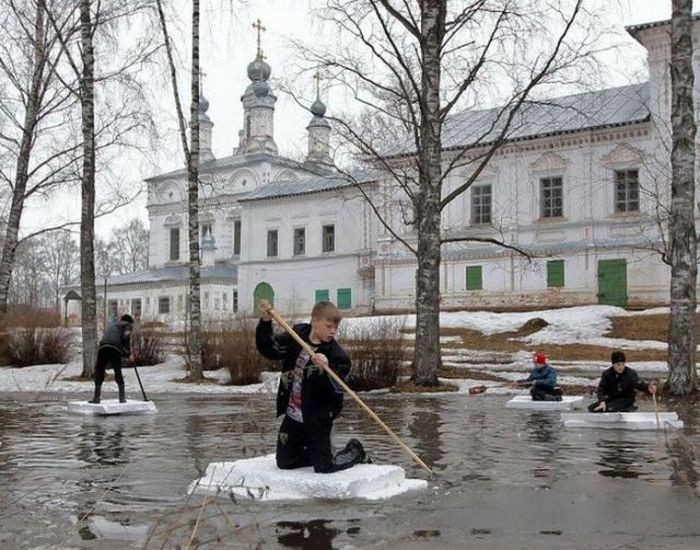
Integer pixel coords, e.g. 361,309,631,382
310,96,326,117
247,54,271,82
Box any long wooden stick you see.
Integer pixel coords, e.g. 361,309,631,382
264,305,433,476
652,391,660,429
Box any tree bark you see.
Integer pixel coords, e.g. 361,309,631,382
187,0,203,380
79,0,98,378
412,0,446,385
667,0,697,395
0,0,47,315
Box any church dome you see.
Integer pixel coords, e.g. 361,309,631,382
253,80,269,97
198,94,210,113
247,55,271,82
310,96,326,117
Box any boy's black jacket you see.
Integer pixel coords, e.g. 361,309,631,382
256,320,352,421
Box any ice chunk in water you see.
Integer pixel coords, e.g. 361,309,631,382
67,399,158,416
189,453,428,501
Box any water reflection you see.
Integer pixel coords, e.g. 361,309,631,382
408,401,444,469
76,423,127,467
667,434,699,488
596,437,647,479
276,519,341,550
524,412,560,486
525,412,557,444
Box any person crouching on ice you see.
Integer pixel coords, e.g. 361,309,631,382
512,352,562,401
588,350,657,412
256,299,367,473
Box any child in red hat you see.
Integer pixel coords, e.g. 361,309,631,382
512,352,562,401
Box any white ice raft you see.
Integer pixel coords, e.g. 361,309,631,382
67,399,157,416
189,453,428,501
562,411,683,430
505,395,584,411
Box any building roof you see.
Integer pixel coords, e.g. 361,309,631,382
625,14,700,37
103,264,237,287
386,83,650,157
145,152,304,183
240,170,378,202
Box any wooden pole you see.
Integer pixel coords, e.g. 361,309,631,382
263,305,433,476
652,391,660,429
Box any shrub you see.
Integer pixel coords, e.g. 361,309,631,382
133,329,166,366
6,326,73,367
218,318,272,385
179,318,272,383
342,316,407,391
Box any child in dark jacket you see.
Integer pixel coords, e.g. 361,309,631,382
588,350,657,412
514,352,561,401
256,300,366,473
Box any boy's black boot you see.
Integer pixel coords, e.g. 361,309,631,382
118,384,127,403
88,385,101,404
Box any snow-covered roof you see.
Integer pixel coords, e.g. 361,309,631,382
240,170,378,202
386,83,650,158
101,264,237,287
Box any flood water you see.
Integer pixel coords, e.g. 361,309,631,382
0,391,699,549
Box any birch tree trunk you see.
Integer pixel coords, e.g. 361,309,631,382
79,0,98,378
667,0,697,395
0,0,47,315
187,0,203,380
412,0,446,385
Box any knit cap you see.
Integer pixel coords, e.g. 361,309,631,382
534,352,547,365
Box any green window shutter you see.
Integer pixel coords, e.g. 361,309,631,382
315,289,329,303
466,266,482,290
547,260,565,287
337,288,352,309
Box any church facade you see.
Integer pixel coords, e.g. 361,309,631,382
63,17,698,323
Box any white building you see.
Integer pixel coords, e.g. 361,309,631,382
63,17,699,323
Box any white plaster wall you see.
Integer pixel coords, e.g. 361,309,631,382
237,189,376,315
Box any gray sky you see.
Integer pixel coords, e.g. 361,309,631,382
20,0,693,239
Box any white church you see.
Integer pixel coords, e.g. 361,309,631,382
63,16,698,323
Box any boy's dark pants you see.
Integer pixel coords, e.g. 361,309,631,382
530,385,562,401
587,397,635,412
92,347,125,402
276,415,361,473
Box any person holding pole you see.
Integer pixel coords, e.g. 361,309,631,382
256,299,368,473
587,350,657,413
89,314,134,404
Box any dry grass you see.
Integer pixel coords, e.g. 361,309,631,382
607,313,700,342
391,379,460,393
429,313,674,362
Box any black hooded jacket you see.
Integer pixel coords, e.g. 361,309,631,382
99,320,132,356
596,365,649,402
255,320,351,422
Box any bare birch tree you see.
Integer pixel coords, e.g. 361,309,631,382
667,0,697,395
155,0,203,380
41,0,159,377
0,0,81,315
298,0,601,385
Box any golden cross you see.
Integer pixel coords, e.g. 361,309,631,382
252,18,266,57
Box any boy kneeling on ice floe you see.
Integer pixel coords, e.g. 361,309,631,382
256,299,368,473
